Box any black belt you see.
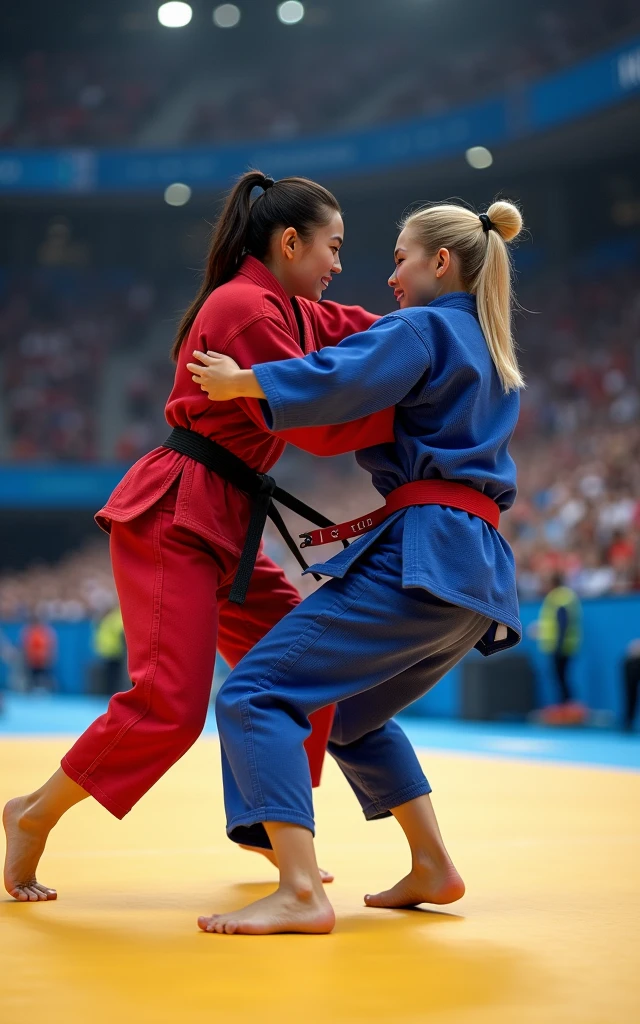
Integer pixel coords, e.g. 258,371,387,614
163,426,348,605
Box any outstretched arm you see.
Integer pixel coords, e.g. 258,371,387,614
186,313,395,455
187,314,431,430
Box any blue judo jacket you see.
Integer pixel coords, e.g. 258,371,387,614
254,292,521,656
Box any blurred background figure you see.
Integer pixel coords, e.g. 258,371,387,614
622,639,640,732
92,604,126,696
19,616,57,692
536,574,585,725
0,627,18,715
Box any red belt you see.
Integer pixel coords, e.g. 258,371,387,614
299,479,500,549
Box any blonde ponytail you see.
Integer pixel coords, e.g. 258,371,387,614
403,199,525,392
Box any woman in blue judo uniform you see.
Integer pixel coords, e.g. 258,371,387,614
188,199,525,935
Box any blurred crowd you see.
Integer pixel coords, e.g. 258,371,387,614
0,539,116,623
2,0,638,148
114,357,175,462
266,423,640,606
1,49,178,148
0,246,639,612
516,262,640,440
0,264,156,460
263,259,640,604
503,425,640,599
2,421,636,624
507,261,640,598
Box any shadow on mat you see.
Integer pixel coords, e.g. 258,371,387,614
2,906,553,1020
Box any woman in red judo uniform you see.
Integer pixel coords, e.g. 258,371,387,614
2,171,394,902
190,199,525,935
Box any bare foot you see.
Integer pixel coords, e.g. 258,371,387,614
364,854,465,909
3,797,57,902
239,844,334,884
198,881,335,935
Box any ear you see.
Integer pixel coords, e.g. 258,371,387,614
435,248,451,278
280,227,298,261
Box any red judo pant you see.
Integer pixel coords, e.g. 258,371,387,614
61,483,334,818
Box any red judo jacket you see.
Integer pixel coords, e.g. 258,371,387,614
97,256,395,556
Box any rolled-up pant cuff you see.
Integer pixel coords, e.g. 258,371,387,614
227,807,316,850
362,779,432,822
61,755,131,820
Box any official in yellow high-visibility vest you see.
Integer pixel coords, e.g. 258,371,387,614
538,574,585,724
94,607,126,696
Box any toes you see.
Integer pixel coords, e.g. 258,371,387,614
364,891,390,907
33,885,57,900
9,880,57,903
319,869,335,884
197,915,220,932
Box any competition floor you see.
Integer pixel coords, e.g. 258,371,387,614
1,700,639,1024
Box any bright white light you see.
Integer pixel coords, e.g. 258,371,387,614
213,4,241,28
164,182,192,206
465,145,494,170
277,1,305,25
157,3,193,28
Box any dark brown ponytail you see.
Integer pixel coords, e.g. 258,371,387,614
170,169,340,360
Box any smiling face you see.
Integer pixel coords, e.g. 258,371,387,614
273,209,344,301
388,225,455,309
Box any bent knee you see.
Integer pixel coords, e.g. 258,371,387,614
169,707,208,750
330,711,384,748
215,674,273,736
329,720,366,748
215,677,249,724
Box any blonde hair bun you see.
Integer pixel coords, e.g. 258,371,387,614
486,200,522,243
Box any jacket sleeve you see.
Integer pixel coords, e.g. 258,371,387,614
223,317,395,455
254,315,431,430
301,299,380,348
277,407,395,456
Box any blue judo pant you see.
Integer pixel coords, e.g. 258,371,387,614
216,522,491,848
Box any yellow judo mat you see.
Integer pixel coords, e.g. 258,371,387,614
1,736,639,1024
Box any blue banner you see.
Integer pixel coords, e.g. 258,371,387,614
0,465,128,508
0,36,639,195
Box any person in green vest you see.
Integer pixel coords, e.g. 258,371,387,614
537,573,586,725
93,606,127,696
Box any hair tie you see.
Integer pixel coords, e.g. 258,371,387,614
262,176,275,191
479,213,494,233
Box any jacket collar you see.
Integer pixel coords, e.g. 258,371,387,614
428,292,477,315
237,254,301,344
238,254,291,305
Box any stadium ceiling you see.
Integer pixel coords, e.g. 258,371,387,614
1,0,552,55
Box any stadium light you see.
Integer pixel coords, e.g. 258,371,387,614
213,4,241,28
164,183,192,206
465,146,493,170
277,2,305,25
157,3,193,28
